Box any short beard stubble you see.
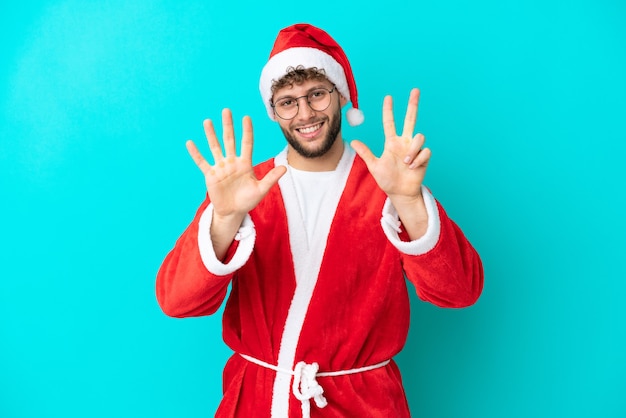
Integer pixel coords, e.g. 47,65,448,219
280,106,342,159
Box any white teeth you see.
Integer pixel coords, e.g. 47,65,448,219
298,123,321,134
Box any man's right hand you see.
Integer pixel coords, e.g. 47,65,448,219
186,109,287,259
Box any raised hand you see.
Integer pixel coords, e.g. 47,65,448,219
186,109,286,257
351,89,431,239
351,88,430,200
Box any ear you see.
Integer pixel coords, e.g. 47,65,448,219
339,94,349,107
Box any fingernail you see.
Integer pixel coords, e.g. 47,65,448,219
404,156,411,164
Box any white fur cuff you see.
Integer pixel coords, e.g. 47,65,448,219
380,186,441,256
197,203,255,276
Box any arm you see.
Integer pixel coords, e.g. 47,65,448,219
156,110,286,317
352,89,483,307
381,191,483,308
400,202,484,308
156,198,234,318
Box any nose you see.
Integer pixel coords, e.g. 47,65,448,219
295,96,316,119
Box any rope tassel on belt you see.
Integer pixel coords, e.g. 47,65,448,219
240,353,390,418
292,361,327,417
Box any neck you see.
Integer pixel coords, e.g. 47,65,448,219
287,136,345,172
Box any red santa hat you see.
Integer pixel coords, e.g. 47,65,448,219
259,23,364,127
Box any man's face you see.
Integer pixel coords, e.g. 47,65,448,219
272,79,345,159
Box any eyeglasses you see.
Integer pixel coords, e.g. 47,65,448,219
271,86,336,120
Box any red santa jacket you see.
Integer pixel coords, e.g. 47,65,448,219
156,148,483,417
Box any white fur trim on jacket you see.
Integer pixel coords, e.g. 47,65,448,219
380,186,441,255
259,47,349,121
270,145,355,417
197,203,256,276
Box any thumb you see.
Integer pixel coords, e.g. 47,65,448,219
350,140,377,167
258,165,287,195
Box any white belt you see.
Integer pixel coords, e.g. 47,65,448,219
240,353,390,418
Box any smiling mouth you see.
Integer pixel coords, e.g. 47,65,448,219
296,123,323,135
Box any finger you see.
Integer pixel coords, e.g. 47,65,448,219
185,140,212,173
222,108,236,158
258,165,287,195
403,133,426,165
203,118,223,163
382,95,397,140
401,88,420,139
350,139,378,167
240,115,254,162
410,147,432,170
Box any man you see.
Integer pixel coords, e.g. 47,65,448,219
157,23,483,418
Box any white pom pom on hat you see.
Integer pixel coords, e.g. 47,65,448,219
346,107,365,127
259,23,364,126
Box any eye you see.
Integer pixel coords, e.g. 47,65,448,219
278,99,294,107
310,90,326,99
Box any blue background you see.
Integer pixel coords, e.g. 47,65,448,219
1,1,625,417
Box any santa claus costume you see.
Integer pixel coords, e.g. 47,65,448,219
157,23,483,418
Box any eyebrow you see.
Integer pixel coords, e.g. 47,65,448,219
274,84,330,102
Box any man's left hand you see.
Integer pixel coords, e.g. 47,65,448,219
351,88,431,240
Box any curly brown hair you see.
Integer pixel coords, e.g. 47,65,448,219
270,66,328,95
